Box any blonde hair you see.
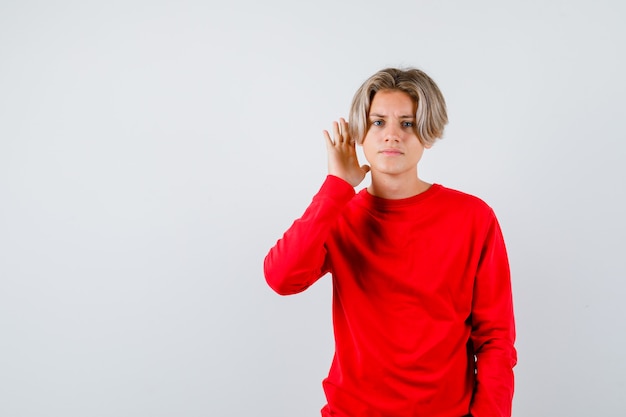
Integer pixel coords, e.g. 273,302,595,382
348,67,448,146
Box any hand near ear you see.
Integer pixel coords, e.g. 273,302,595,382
323,118,370,187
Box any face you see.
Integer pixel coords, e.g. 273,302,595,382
362,89,429,179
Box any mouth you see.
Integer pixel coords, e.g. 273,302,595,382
379,149,403,156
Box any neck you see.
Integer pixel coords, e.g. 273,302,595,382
367,173,431,199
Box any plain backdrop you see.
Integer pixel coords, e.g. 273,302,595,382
1,1,625,416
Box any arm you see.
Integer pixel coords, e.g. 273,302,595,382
469,213,517,417
263,175,354,295
264,118,369,295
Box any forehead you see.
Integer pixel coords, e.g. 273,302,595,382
369,89,416,115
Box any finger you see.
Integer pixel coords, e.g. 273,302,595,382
339,118,352,144
323,130,334,146
332,121,342,144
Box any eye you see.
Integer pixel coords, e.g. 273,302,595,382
371,120,383,126
402,121,415,128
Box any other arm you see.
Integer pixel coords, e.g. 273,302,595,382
469,213,517,417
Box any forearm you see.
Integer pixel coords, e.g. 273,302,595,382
470,275,516,417
469,332,516,417
264,175,355,295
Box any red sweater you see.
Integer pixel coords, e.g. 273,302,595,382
264,176,517,417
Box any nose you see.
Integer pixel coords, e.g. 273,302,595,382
384,124,401,142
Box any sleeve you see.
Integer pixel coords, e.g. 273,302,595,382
263,175,355,296
469,211,517,417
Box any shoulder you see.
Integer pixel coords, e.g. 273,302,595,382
434,185,496,218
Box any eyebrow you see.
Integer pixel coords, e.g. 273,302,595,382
369,113,415,119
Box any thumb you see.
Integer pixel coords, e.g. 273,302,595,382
361,164,371,173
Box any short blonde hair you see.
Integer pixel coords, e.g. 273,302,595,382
348,67,448,146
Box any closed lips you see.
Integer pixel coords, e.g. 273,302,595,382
380,149,403,155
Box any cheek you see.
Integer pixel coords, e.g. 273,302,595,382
411,146,426,161
361,138,376,155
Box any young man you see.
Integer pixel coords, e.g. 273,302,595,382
264,68,516,417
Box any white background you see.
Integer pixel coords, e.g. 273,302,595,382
1,1,625,416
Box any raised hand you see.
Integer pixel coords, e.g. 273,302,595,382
323,118,370,187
